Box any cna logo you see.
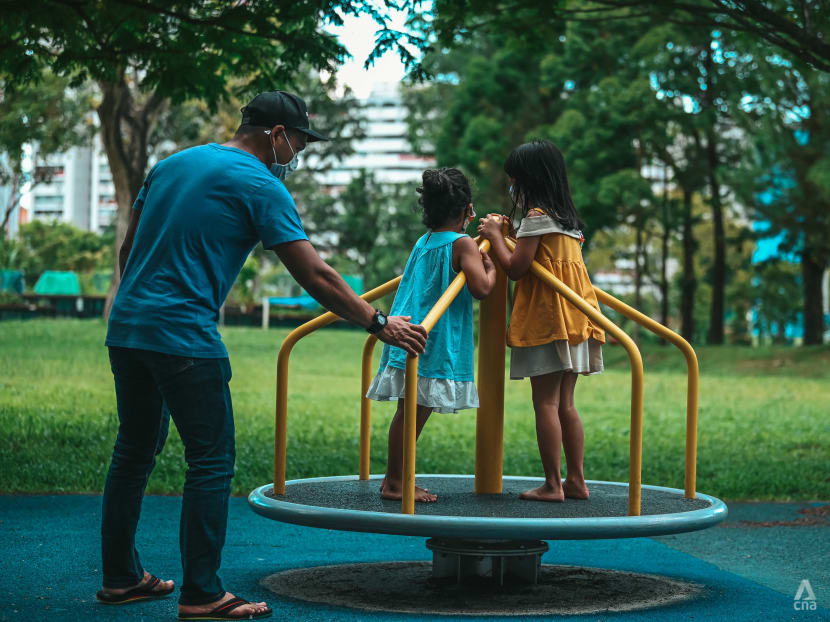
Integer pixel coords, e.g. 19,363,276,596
794,579,817,611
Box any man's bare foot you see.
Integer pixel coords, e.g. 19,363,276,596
519,482,565,502
381,481,437,502
563,477,590,500
99,570,174,596
178,592,269,619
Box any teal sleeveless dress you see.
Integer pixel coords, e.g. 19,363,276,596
366,231,478,413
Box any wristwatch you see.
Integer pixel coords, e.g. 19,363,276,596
367,309,388,334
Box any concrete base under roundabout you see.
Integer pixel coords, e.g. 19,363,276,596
261,561,702,616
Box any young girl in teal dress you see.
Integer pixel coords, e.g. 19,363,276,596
366,168,496,503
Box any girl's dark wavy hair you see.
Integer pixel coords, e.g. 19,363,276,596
504,139,585,231
416,167,472,229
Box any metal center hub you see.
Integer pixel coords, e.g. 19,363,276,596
426,538,549,585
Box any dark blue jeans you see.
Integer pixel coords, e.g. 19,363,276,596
102,346,235,606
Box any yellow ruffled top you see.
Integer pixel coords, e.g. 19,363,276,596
508,210,606,348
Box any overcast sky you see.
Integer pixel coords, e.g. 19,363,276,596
327,8,411,99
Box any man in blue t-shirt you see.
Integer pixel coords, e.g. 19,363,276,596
97,91,427,619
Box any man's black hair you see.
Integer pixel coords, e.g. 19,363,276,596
234,124,269,137
234,124,306,140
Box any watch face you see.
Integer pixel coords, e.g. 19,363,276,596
378,313,387,326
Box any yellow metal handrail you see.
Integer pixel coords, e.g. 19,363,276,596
401,238,492,513
273,275,402,495
274,232,696,518
592,288,699,499
359,333,378,480
358,240,495,507
503,238,645,516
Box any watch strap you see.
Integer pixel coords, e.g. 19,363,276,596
367,309,387,334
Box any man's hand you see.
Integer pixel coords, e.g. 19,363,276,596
378,315,427,356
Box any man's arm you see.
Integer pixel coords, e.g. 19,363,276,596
119,208,142,277
272,239,427,355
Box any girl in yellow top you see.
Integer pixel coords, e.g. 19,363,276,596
479,139,605,503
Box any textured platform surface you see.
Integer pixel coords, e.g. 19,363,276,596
249,475,727,539
266,476,710,517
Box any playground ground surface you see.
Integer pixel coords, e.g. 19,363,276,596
1,493,827,621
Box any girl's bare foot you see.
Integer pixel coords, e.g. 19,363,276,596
178,592,270,619
563,477,590,499
99,570,174,596
381,480,437,502
519,482,565,502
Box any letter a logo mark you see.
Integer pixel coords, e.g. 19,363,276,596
795,579,816,601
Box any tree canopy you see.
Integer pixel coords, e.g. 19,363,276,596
0,72,94,230
0,0,422,315
424,0,830,73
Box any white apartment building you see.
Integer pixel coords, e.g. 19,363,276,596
19,136,116,234
309,82,434,192
11,83,431,236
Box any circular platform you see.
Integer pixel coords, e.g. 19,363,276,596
248,475,727,540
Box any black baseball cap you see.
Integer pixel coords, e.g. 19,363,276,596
240,91,329,142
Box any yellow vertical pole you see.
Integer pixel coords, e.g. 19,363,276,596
397,238,491,513
474,246,508,494
401,354,419,514
359,335,379,480
273,275,402,496
627,359,645,516
275,337,300,495
684,351,699,499
592,288,698,499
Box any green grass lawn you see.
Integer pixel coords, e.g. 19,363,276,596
1,319,828,501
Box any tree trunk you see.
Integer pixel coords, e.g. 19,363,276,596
680,186,697,342
702,46,725,345
97,77,165,319
776,319,788,344
1,172,21,234
632,215,644,345
659,169,670,341
802,251,826,345
705,132,726,345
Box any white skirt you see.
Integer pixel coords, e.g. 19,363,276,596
510,338,604,379
365,366,479,414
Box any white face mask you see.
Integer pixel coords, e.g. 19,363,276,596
266,129,299,180
462,206,475,231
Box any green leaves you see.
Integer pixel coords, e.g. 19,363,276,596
0,1,431,105
302,170,424,291
0,71,94,191
14,220,113,285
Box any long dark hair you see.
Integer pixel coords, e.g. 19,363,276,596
504,139,584,231
416,167,472,229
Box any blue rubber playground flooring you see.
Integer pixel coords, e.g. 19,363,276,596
0,494,827,621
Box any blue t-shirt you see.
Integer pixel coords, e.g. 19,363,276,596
106,143,307,358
